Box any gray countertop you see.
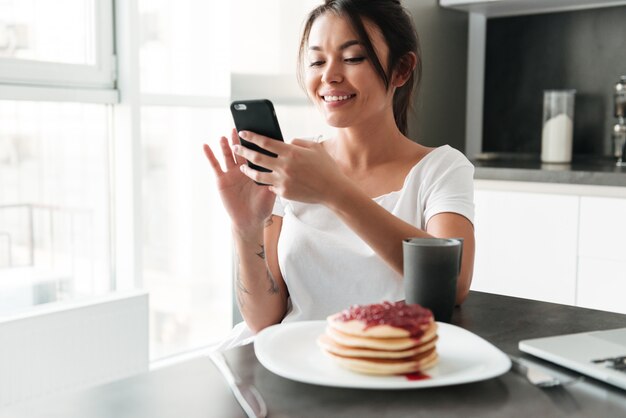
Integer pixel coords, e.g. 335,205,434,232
472,154,626,186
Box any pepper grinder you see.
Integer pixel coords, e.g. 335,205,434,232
613,75,626,166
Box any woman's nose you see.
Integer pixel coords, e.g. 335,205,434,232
321,60,343,84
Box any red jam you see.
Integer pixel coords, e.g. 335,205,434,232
405,372,431,381
334,301,433,337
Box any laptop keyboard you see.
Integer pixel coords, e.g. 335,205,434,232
592,356,626,373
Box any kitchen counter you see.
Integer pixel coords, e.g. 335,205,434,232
3,291,626,418
472,154,626,187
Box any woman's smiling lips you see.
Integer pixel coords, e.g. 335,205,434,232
320,92,356,106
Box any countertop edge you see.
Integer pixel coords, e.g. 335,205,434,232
473,165,626,187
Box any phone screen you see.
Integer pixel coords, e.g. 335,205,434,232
230,99,284,173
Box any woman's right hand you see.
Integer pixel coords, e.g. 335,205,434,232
203,128,277,236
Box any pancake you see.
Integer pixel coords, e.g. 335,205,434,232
319,301,439,376
324,347,439,375
317,333,438,359
326,301,434,339
324,322,438,351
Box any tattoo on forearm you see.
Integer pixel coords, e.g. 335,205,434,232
236,275,250,294
256,244,265,260
256,243,278,294
266,268,280,295
264,215,274,228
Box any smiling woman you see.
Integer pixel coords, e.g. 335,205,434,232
298,0,421,135
205,0,475,350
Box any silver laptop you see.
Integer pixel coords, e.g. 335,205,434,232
519,328,626,390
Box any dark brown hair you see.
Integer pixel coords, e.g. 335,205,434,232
297,0,422,135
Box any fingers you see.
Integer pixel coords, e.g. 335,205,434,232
229,129,243,166
239,164,273,185
233,143,278,171
219,136,238,170
203,143,224,175
290,138,317,148
238,130,286,154
230,127,241,145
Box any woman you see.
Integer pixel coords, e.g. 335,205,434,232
204,0,475,342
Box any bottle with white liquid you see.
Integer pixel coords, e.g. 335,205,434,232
541,90,576,163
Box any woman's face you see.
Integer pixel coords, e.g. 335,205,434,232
304,13,394,129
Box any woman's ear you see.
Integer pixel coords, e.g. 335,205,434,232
392,52,417,88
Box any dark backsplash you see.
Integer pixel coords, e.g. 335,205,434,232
483,6,626,156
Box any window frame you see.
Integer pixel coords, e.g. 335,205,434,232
0,0,116,94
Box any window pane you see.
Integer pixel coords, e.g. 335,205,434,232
139,0,230,96
0,0,95,65
142,106,233,359
0,101,111,315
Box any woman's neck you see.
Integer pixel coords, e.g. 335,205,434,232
329,114,413,171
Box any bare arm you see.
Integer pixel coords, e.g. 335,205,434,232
203,130,287,333
326,182,475,304
232,215,287,333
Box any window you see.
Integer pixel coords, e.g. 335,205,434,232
0,101,112,315
138,0,334,360
0,0,115,89
141,106,233,358
0,0,333,362
137,0,233,359
0,0,115,317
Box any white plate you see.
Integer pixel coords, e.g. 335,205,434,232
254,321,511,389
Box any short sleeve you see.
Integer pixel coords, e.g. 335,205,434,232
272,195,286,217
422,154,475,226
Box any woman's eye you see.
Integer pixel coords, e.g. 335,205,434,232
309,60,325,67
344,57,366,64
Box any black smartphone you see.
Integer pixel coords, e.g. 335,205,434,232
230,99,284,174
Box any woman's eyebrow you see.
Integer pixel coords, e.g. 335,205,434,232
309,40,361,51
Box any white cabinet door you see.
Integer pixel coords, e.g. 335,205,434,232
579,196,626,262
472,189,579,304
577,257,626,314
576,196,626,313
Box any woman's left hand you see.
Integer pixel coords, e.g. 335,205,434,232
234,131,348,204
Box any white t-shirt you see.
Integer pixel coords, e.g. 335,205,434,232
273,144,475,323
212,144,474,350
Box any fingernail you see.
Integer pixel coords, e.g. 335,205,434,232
238,131,248,138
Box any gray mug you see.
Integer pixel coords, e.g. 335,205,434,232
402,237,463,323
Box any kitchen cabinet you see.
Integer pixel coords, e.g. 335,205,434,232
578,196,626,261
576,196,626,314
577,258,626,314
472,188,579,304
472,181,626,313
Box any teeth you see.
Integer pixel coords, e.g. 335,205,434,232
323,95,353,102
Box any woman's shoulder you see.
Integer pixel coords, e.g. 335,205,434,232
406,144,471,172
428,144,470,161
417,145,473,172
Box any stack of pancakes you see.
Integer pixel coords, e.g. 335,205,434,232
317,301,438,375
